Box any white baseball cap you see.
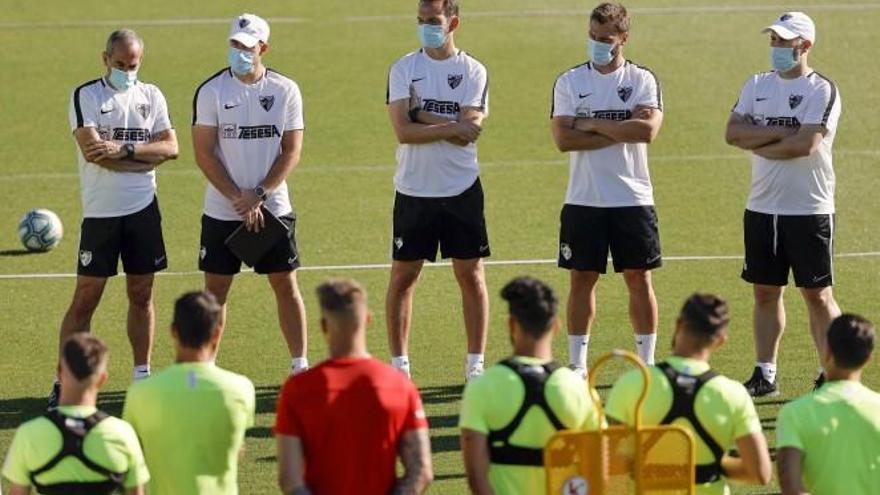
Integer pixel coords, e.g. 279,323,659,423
763,12,815,43
229,13,270,48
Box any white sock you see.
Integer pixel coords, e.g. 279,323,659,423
132,365,151,381
290,357,309,375
568,335,590,369
392,356,411,377
634,334,657,366
758,362,777,383
466,353,484,370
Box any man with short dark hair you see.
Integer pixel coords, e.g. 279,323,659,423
460,277,600,494
3,334,149,495
550,2,665,377
385,0,491,381
123,291,255,495
54,28,179,407
606,294,772,494
777,314,880,495
276,278,432,495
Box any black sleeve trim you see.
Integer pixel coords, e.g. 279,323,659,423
191,68,230,126
633,61,663,111
72,78,102,128
811,71,838,126
550,62,589,119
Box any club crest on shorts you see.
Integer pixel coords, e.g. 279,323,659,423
394,237,404,250
259,95,275,112
561,476,589,495
199,246,207,260
617,86,633,102
448,74,463,89
135,103,151,119
79,250,92,267
560,243,572,261
789,94,804,109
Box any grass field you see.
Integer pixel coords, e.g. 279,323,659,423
1,0,879,493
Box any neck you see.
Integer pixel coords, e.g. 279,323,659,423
425,40,456,60
513,337,553,361
327,332,370,360
826,367,862,383
595,53,625,74
176,346,215,363
58,385,98,408
235,63,265,84
672,344,711,362
779,61,810,80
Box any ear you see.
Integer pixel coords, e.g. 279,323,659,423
365,310,374,327
619,31,629,45
713,330,728,350
96,370,109,388
259,42,270,56
320,317,328,336
447,15,460,33
550,316,560,337
102,51,110,67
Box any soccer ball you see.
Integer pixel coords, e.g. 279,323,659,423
18,209,63,252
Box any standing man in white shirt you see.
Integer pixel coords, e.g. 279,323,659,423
192,13,309,374
550,2,664,377
726,12,842,397
55,28,179,407
385,0,490,381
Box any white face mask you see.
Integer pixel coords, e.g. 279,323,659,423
109,67,138,90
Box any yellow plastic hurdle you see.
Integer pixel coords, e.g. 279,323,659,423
544,350,696,495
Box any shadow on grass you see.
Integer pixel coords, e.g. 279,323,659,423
0,249,39,257
0,391,127,431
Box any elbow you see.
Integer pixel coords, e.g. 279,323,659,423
422,465,435,488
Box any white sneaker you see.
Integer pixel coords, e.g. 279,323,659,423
569,364,588,380
466,363,484,382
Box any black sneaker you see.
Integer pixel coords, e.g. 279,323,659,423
813,372,826,390
47,381,61,410
743,366,779,398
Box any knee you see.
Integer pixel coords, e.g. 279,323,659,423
570,271,598,292
70,293,101,321
622,270,651,291
802,288,834,308
389,268,421,294
127,286,153,310
754,286,784,306
454,266,485,293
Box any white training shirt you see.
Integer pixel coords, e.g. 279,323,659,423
732,71,841,215
552,60,662,207
68,78,172,218
193,68,304,221
387,49,489,197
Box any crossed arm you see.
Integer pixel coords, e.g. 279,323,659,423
725,112,824,159
73,127,178,173
550,105,663,152
387,97,484,147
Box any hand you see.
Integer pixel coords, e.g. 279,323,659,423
446,136,471,147
635,107,654,120
451,121,481,143
233,189,261,217
83,140,125,162
244,206,265,233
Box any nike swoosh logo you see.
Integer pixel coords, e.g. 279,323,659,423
224,103,240,109
154,256,166,265
756,97,768,101
646,254,661,264
100,109,113,114
411,78,425,82
579,93,592,99
812,273,830,283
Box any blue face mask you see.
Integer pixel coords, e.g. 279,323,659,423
228,47,256,75
108,67,137,91
771,46,799,73
418,24,447,49
589,39,615,66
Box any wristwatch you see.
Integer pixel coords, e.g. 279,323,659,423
254,185,268,201
122,143,135,159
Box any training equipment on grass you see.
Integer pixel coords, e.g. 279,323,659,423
544,350,696,495
18,209,63,252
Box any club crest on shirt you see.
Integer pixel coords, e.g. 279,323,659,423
135,103,150,119
447,74,463,89
789,94,804,109
617,86,633,103
259,95,275,112
221,123,238,139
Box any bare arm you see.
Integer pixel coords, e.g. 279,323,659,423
8,483,31,495
388,99,479,145
392,428,433,495
277,435,312,495
777,447,810,495
752,125,825,160
73,128,154,173
125,485,146,495
551,116,619,152
720,432,772,486
191,125,241,202
461,428,495,495
725,112,796,150
575,106,663,144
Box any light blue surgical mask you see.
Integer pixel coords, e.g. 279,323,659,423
108,67,137,91
228,47,256,75
418,24,447,49
589,39,615,66
771,46,799,73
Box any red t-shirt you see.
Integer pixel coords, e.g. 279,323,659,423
274,357,428,494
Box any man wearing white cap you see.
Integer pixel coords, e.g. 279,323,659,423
192,13,309,374
725,12,842,397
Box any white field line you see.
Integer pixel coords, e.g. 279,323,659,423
1,4,878,28
1,251,878,281
0,150,878,182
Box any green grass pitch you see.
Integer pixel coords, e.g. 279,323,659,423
1,1,878,493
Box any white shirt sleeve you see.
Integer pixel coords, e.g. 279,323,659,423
150,87,173,134
802,81,838,127
285,83,305,131
551,73,575,118
463,61,489,114
69,84,98,131
192,82,218,127
386,58,410,104
635,69,662,110
732,77,755,116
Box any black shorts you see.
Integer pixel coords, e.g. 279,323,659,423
77,197,167,277
558,204,662,273
741,210,834,288
199,214,300,275
392,178,490,262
